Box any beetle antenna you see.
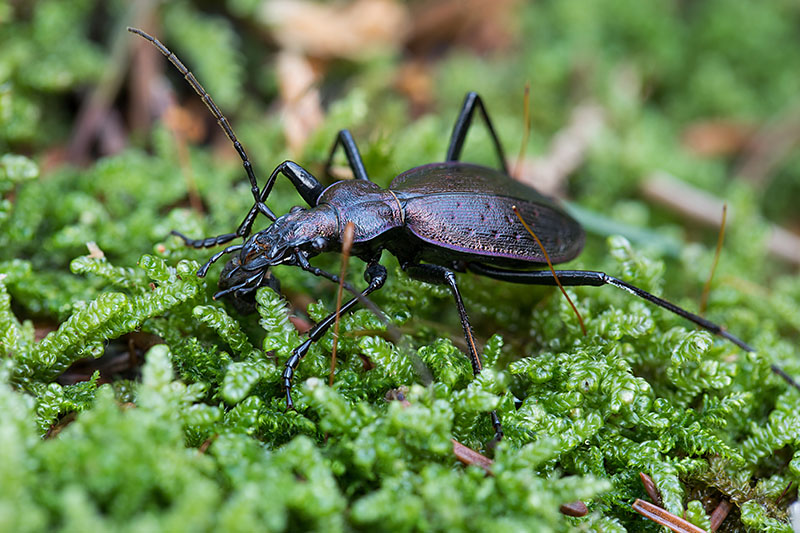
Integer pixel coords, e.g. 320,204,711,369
699,203,727,314
127,28,265,218
513,205,587,335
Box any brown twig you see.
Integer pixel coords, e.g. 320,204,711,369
699,204,727,315
451,439,493,474
513,82,531,180
639,472,663,507
198,434,218,454
776,481,794,506
632,499,708,533
330,222,356,387
559,501,589,517
641,171,800,266
709,499,731,532
512,205,587,335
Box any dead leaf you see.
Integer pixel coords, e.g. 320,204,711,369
682,120,754,157
515,103,604,196
276,51,325,154
407,0,520,55
261,0,410,60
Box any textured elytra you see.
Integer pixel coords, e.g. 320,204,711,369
392,163,584,265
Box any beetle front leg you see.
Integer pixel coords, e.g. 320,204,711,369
293,251,394,329
174,161,325,274
402,262,504,443
294,251,360,296
282,262,388,409
171,230,239,250
234,161,325,240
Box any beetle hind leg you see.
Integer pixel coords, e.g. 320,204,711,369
402,262,504,444
465,262,800,393
324,129,371,182
466,263,757,350
446,92,509,175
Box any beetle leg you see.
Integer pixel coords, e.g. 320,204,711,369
294,251,394,329
324,129,371,182
171,230,238,249
402,263,482,373
293,251,360,296
197,243,244,277
446,92,509,175
402,262,504,443
282,262,388,409
176,161,326,260
168,238,243,277
235,161,325,240
468,262,800,393
212,269,264,299
467,264,755,350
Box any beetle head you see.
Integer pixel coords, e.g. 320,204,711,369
214,205,338,302
240,205,339,270
216,253,281,314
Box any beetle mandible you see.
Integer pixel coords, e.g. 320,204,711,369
130,28,776,439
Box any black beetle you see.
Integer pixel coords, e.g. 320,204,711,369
130,28,792,439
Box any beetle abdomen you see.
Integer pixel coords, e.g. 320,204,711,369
402,192,583,266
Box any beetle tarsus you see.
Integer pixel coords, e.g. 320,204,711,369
487,411,504,449
284,375,295,410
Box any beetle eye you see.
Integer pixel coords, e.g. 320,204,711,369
312,237,327,251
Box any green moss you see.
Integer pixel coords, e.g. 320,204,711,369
2,1,800,531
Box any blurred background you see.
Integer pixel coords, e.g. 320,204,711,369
3,0,800,265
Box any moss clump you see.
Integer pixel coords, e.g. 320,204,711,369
2,1,800,531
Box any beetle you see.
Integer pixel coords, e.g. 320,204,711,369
130,28,793,440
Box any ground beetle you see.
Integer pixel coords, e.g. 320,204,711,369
130,28,784,440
